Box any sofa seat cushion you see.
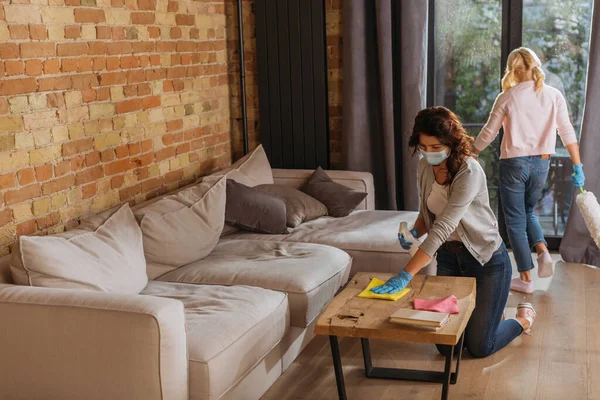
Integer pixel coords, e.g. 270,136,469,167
142,281,289,400
156,240,352,327
223,210,420,253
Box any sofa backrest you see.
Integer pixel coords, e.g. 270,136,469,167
0,255,12,284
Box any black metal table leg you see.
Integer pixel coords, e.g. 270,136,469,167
329,335,347,400
441,340,455,400
451,333,465,384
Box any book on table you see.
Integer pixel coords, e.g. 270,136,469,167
389,308,451,330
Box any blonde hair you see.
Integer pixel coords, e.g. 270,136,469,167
501,47,545,93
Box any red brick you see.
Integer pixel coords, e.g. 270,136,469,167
41,175,75,195
176,14,194,26
66,0,80,5
96,87,109,101
81,88,96,103
171,27,181,39
127,69,145,83
105,159,132,175
57,43,88,57
47,93,65,108
116,98,142,114
20,43,55,58
100,149,115,162
70,155,85,171
135,166,149,181
142,95,160,110
156,41,176,53
172,132,183,142
85,151,101,166
123,84,137,97
145,68,166,81
131,12,154,24
183,129,193,141
43,59,59,74
112,27,125,41
148,27,160,39
65,25,81,39
71,73,99,90
115,145,129,159
74,8,105,23
191,138,204,150
155,146,175,162
176,142,190,155
165,169,183,184
128,142,141,155
170,54,180,66
75,165,104,185
88,41,107,55
77,57,93,72
5,60,23,76
17,168,35,185
111,175,125,189
137,83,151,96
0,173,16,190
107,42,132,55
190,28,199,39
5,184,41,206
36,212,60,230
173,80,184,92
106,57,120,71
149,54,160,66
62,138,93,156
0,99,8,115
54,160,71,177
167,119,182,132
25,59,42,76
131,152,153,167
61,59,77,73
162,133,173,146
17,220,36,237
34,164,53,182
92,57,106,72
141,139,152,153
0,44,19,59
163,80,174,92
120,55,138,69
167,66,186,79
181,54,192,65
137,0,155,10
167,0,177,12
96,26,111,40
111,0,124,7
141,177,163,192
9,25,28,40
99,72,127,86
131,42,153,54
0,77,37,95
177,41,194,53
0,209,13,227
119,184,140,201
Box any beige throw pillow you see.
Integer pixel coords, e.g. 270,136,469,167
134,176,226,279
10,204,148,294
255,184,328,228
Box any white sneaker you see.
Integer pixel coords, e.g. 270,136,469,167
537,251,554,278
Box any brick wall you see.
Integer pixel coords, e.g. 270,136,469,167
229,0,343,166
0,0,237,255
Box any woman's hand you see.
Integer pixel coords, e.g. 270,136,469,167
572,163,585,188
371,271,413,294
398,233,413,250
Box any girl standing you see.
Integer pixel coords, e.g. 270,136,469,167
473,47,584,294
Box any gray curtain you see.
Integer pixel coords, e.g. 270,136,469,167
342,0,428,210
560,0,600,266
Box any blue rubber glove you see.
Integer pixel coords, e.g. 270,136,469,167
370,271,413,294
410,228,419,239
572,164,585,188
398,233,413,250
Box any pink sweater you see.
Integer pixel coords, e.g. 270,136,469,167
474,81,578,159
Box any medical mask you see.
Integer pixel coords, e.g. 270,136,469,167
421,149,449,166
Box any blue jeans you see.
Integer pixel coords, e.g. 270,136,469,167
499,156,550,272
436,243,523,358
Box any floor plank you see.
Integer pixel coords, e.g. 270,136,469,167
262,255,600,400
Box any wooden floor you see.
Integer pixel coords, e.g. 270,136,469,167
262,256,600,400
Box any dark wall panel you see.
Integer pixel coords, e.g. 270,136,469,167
255,0,330,169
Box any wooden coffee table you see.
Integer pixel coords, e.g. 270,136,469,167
315,272,476,400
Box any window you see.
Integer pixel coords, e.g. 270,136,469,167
430,0,593,246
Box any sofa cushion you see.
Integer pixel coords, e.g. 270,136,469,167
157,240,352,327
212,144,273,187
255,184,328,228
133,176,226,279
225,179,288,234
10,204,148,294
301,167,367,217
142,281,288,400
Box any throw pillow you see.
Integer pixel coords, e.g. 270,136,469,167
301,167,368,218
211,144,274,187
10,204,148,294
134,176,226,279
225,179,288,234
254,184,328,228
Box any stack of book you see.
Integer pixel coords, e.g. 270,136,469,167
389,309,450,331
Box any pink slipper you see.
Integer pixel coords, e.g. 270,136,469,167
510,277,534,294
516,303,536,335
537,251,554,278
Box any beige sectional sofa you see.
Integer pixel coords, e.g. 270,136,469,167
0,147,423,400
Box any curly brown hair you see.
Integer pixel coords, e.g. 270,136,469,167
408,106,475,185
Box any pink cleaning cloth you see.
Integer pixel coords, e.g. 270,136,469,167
414,295,459,314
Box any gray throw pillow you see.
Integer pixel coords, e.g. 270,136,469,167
301,167,367,218
255,184,328,228
225,179,288,234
